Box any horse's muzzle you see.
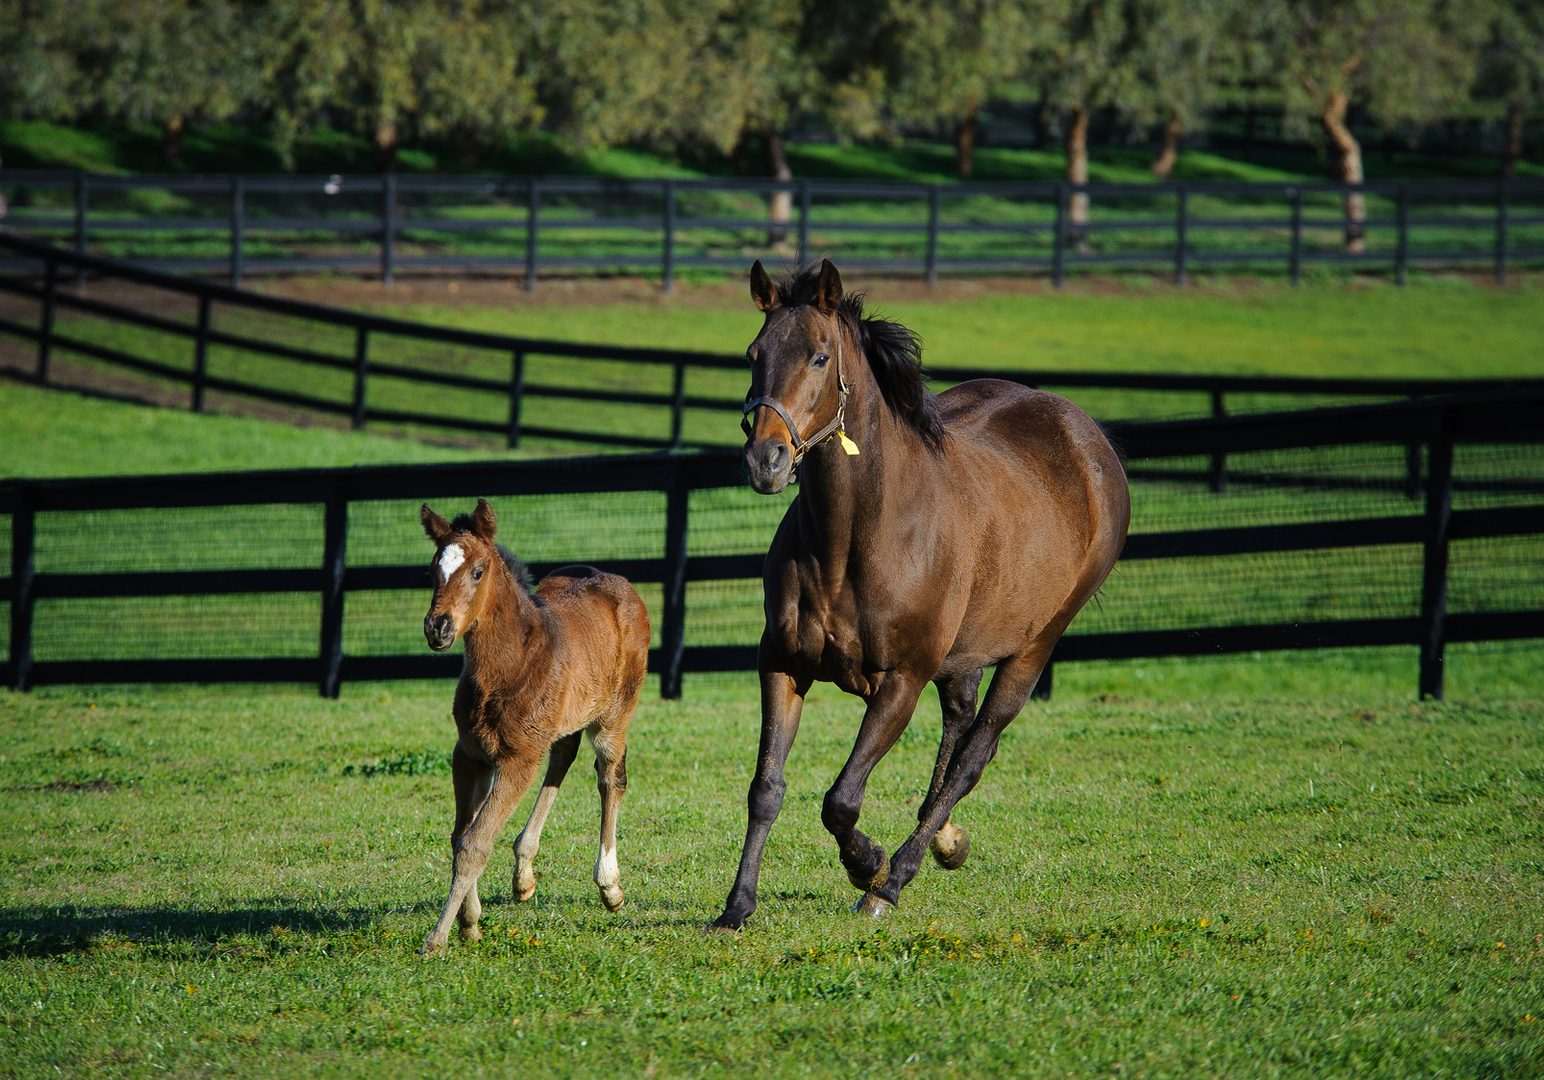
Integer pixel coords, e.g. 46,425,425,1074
744,438,793,495
424,613,456,652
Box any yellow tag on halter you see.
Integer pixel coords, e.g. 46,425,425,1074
838,431,861,456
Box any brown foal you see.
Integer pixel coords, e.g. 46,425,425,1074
713,259,1130,929
419,499,649,956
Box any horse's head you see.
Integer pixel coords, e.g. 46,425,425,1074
420,499,500,651
741,258,852,495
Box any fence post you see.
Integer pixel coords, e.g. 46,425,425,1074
8,492,36,692
318,484,348,699
661,180,677,293
1288,186,1303,286
1418,411,1455,700
1494,179,1510,285
351,326,369,430
73,172,89,287
191,293,212,412
660,462,689,699
797,182,812,265
229,176,245,288
1052,183,1068,289
924,184,941,285
524,179,541,293
669,357,687,449
1395,183,1410,286
37,255,58,384
380,173,397,285
1209,389,1229,493
507,349,526,449
1174,187,1190,286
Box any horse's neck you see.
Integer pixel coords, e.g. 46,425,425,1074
462,573,549,688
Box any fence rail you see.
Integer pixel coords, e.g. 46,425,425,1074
3,393,1540,702
3,169,1542,290
4,234,1543,457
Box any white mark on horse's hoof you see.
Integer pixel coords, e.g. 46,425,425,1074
851,893,894,918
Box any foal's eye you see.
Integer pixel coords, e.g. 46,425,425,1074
471,565,485,582
813,353,830,368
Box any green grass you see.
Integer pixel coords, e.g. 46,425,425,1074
0,663,1540,1076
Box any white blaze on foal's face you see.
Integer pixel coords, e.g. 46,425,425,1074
438,543,466,583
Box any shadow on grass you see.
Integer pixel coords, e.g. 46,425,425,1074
0,899,436,958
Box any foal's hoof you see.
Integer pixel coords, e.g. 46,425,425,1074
931,822,971,871
458,924,482,943
421,935,449,958
514,881,536,903
852,892,894,919
599,884,625,913
846,851,890,891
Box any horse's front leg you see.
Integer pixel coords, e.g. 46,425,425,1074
449,743,495,941
823,672,925,902
709,665,809,931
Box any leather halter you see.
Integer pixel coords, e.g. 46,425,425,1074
741,334,851,463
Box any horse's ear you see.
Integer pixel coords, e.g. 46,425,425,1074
814,258,843,313
750,260,778,312
471,498,497,540
421,504,452,545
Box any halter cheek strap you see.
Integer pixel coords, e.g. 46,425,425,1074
742,335,852,463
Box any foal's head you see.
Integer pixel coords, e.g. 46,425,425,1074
742,258,853,494
420,499,503,652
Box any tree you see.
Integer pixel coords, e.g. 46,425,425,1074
1127,0,1242,178
1256,0,1485,251
881,0,1034,177
1474,0,1544,178
0,1,96,123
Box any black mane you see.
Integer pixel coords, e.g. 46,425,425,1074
776,265,947,449
449,511,535,592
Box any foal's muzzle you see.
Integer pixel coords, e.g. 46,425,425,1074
424,613,456,652
744,437,793,495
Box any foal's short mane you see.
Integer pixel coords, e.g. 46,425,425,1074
448,511,535,592
776,265,946,449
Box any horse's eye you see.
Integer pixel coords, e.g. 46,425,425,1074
813,353,830,368
471,565,485,582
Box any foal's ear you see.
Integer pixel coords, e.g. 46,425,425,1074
471,498,498,540
814,258,843,313
749,259,778,312
421,504,452,545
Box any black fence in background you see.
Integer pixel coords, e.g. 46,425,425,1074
2,170,1541,290
4,393,1540,702
4,235,1541,458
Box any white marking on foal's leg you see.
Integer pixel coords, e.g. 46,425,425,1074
438,543,465,582
594,841,622,913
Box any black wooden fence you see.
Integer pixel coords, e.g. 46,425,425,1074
4,234,1541,458
3,170,1541,289
4,392,1540,702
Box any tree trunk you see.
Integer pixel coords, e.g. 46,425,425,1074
1503,101,1524,179
162,115,185,166
766,129,792,247
1065,105,1090,249
1150,113,1183,178
375,116,399,173
954,108,978,178
1321,90,1365,254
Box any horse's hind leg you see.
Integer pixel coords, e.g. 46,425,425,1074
928,669,983,872
512,731,583,902
859,646,1051,915
588,723,628,913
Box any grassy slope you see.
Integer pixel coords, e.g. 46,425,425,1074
0,670,1539,1076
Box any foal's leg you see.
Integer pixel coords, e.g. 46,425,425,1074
859,647,1051,916
823,672,924,897
928,669,983,872
588,723,629,912
423,747,542,957
710,666,809,930
512,731,583,902
450,744,495,941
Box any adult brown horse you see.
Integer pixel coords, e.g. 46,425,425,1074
711,259,1129,929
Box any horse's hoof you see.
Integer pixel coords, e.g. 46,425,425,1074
846,850,890,891
599,884,625,913
514,864,536,902
458,924,482,943
852,893,894,919
514,883,536,903
421,935,449,958
931,822,971,871
706,911,747,933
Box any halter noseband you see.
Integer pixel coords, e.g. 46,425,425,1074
741,334,851,463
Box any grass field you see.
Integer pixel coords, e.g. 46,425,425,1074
1,664,1541,1076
